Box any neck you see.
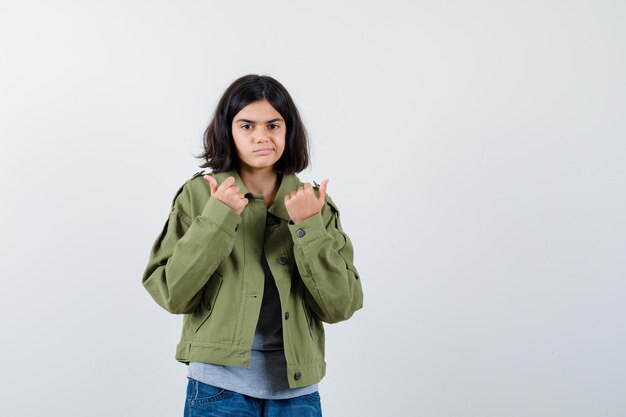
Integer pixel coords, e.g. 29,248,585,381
237,165,281,206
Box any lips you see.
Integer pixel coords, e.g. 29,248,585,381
253,148,274,155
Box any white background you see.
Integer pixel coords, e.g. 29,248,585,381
1,1,625,416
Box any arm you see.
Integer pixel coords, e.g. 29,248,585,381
288,195,363,324
141,181,241,314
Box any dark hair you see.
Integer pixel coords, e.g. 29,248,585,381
195,74,309,174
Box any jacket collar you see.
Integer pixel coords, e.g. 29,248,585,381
211,168,301,222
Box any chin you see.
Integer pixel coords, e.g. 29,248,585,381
242,161,278,170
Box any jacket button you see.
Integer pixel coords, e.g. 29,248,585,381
278,256,288,265
296,229,306,238
284,311,289,320
294,372,302,381
267,216,277,225
206,302,211,310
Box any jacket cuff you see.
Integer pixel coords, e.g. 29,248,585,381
288,212,327,244
200,196,242,236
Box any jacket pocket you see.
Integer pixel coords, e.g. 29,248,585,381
189,271,223,333
301,295,315,340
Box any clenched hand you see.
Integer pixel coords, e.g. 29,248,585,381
204,175,249,215
284,179,329,224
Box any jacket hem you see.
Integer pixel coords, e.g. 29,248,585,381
286,360,326,388
175,341,326,388
176,341,251,367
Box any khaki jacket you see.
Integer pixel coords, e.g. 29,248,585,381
141,168,363,388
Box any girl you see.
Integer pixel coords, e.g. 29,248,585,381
142,74,363,416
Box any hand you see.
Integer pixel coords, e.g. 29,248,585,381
284,179,329,224
204,175,249,215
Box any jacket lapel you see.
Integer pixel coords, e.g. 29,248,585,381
211,169,250,195
268,172,301,222
210,169,301,222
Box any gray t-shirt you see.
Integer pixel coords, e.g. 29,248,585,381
187,251,318,399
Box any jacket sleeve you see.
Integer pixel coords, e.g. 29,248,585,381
288,194,363,324
141,181,242,314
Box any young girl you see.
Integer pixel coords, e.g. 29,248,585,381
142,74,363,416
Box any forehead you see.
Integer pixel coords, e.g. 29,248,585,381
234,99,283,120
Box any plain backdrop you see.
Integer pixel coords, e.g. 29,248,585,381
1,1,625,416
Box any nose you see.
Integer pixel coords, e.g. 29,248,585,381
253,130,270,143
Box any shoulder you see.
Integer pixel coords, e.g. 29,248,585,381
188,169,211,184
169,170,211,212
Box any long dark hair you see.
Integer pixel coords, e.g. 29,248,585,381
195,74,309,174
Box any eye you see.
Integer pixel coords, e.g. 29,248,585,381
241,124,253,130
269,124,280,130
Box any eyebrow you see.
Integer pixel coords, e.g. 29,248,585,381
235,118,284,124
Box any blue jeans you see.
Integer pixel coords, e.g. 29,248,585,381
184,377,323,417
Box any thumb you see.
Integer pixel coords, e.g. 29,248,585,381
317,178,329,205
203,175,218,194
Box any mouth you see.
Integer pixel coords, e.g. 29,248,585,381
253,148,274,154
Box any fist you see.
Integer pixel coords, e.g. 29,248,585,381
284,179,329,224
204,175,249,215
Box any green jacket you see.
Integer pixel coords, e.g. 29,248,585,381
141,168,363,388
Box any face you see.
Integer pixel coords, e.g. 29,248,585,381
231,99,286,172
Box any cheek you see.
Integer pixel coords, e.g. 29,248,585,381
277,135,286,151
276,142,286,156
231,135,245,153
